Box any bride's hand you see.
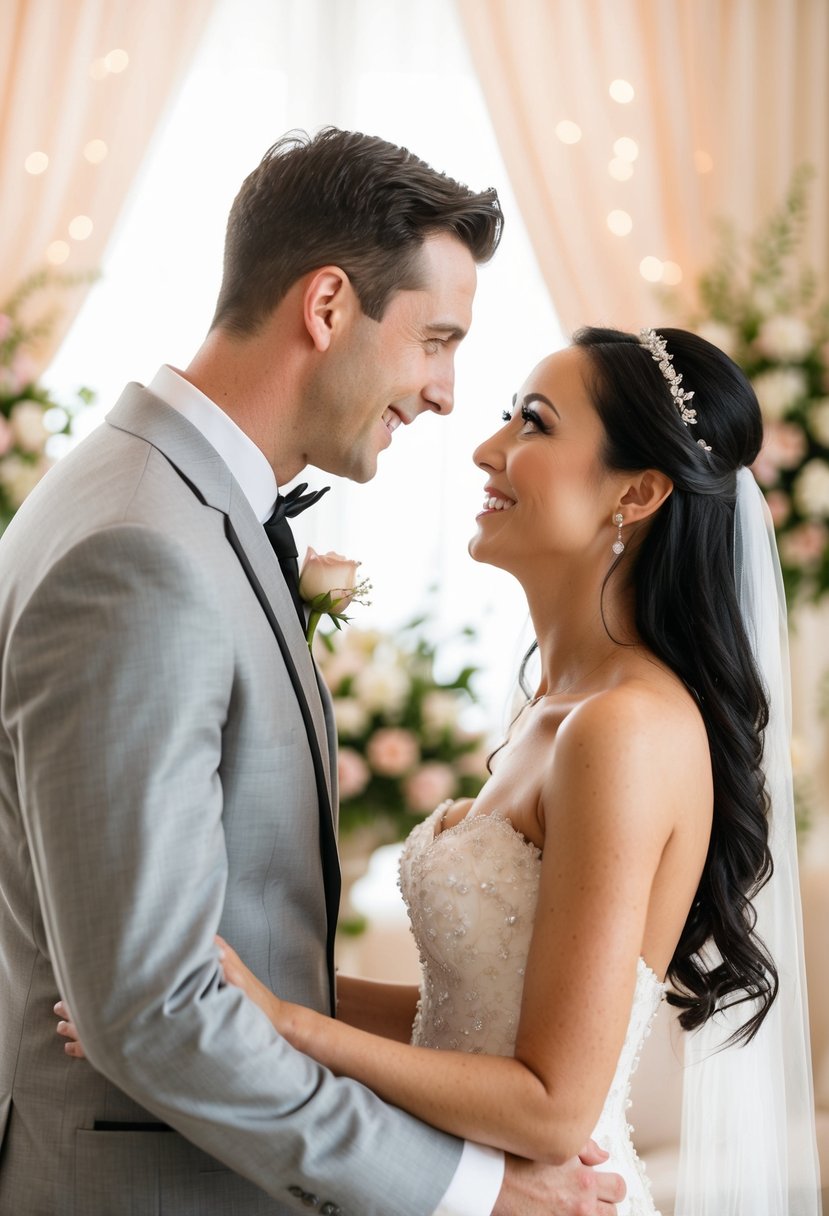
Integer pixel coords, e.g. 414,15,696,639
216,935,289,1031
54,1000,86,1059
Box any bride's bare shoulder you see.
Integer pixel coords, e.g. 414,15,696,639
549,671,710,798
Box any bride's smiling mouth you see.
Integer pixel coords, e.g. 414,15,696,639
478,486,516,516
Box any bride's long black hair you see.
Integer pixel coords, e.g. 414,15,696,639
580,326,776,1042
521,326,777,1043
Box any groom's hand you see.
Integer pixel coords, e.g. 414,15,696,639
493,1141,625,1215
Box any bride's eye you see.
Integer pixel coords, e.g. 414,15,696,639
520,403,550,434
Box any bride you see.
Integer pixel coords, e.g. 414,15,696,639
59,327,821,1214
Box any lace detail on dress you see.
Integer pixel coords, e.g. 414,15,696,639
398,802,666,1216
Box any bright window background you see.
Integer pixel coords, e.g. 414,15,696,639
44,0,563,727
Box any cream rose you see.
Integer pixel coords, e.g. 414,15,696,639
0,453,50,508
696,321,739,360
299,547,361,614
793,460,829,518
752,368,808,421
352,662,410,714
809,399,829,447
332,696,369,738
10,400,49,453
755,315,813,362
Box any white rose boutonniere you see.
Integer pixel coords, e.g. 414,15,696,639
298,547,372,647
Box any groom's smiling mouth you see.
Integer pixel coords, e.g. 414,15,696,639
382,407,405,436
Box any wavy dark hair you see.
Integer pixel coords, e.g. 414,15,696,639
512,326,776,1044
212,127,503,336
579,326,776,1042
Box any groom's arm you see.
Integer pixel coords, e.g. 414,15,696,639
5,524,461,1216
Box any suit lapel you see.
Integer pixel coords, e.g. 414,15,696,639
107,385,333,800
107,386,340,1009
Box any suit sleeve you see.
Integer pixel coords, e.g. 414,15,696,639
3,523,462,1215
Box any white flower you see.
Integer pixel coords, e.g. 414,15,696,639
332,696,369,738
755,315,813,362
0,453,50,508
352,661,410,714
793,459,829,518
10,400,49,453
696,321,739,359
809,399,829,446
752,367,808,421
421,690,462,735
751,286,777,318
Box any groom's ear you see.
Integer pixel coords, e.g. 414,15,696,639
618,468,673,524
302,267,357,352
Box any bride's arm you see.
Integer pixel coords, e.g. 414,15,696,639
335,975,419,1042
222,690,684,1166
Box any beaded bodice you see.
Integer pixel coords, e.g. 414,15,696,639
398,804,666,1216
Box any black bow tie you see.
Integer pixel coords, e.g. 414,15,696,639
262,484,330,628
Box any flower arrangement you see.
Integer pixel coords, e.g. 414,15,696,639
0,270,96,531
686,167,829,605
313,619,491,842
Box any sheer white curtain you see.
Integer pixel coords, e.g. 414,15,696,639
44,0,562,724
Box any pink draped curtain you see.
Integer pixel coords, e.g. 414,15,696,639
0,0,215,370
456,0,829,333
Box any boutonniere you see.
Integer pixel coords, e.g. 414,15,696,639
298,547,372,648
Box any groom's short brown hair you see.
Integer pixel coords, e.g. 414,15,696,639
211,127,502,336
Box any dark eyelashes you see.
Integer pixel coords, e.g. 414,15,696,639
501,403,551,433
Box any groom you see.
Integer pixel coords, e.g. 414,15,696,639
0,129,624,1215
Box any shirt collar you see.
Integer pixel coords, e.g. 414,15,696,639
147,365,277,523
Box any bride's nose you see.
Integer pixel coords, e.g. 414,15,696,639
473,427,506,473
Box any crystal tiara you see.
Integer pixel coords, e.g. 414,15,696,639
639,328,712,452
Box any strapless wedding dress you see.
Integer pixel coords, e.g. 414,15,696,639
398,804,665,1216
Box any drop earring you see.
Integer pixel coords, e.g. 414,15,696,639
612,512,625,555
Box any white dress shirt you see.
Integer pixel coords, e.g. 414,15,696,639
148,365,505,1216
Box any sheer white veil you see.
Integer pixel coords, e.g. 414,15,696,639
675,467,822,1214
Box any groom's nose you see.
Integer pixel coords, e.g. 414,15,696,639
421,367,455,416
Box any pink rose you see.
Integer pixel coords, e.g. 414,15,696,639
780,522,828,568
765,490,792,528
404,763,457,814
338,747,370,799
299,547,362,615
752,422,807,484
366,728,419,777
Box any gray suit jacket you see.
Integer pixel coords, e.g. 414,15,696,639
0,385,462,1215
